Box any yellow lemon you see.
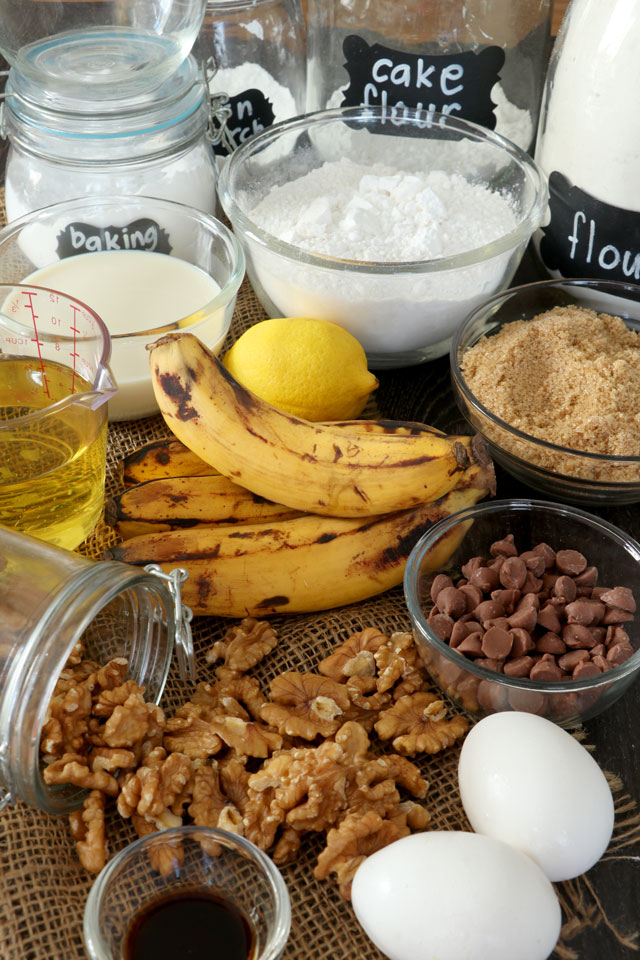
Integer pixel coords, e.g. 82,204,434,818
222,317,378,421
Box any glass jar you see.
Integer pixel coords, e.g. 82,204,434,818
0,525,193,816
305,0,552,151
0,0,207,101
1,54,219,223
533,0,640,283
192,0,306,157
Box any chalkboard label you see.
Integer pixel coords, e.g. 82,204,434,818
56,219,172,258
340,36,505,129
214,88,276,155
539,172,640,282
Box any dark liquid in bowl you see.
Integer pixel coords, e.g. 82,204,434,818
124,889,256,960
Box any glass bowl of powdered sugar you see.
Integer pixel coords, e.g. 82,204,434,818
217,105,547,368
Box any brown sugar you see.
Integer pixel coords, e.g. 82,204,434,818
459,305,640,480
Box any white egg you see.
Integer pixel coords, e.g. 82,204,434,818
351,831,561,960
458,712,614,882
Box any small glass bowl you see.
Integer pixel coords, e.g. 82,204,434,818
218,105,547,369
0,195,245,421
451,278,640,505
403,499,640,728
83,826,291,960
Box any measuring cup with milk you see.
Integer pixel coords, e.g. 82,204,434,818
0,283,116,550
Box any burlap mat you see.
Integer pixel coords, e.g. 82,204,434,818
0,202,639,960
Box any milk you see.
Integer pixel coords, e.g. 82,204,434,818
24,250,224,420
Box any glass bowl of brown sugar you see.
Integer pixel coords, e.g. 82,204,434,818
403,499,640,727
450,278,640,504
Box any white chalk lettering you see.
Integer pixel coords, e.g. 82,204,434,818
441,63,464,95
236,99,254,121
372,57,393,83
622,250,640,279
390,62,412,88
415,58,435,89
103,231,122,251
599,244,621,270
566,216,640,278
70,225,87,250
568,211,586,260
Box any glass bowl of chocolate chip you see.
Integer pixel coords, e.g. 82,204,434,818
403,499,640,727
451,278,640,505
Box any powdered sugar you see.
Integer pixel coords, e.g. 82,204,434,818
252,160,517,262
241,157,527,365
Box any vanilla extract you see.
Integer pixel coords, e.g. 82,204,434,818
123,889,256,960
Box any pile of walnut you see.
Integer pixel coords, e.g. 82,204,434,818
41,621,469,899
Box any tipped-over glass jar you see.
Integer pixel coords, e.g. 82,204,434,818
0,525,193,816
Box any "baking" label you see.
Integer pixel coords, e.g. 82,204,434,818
55,219,172,258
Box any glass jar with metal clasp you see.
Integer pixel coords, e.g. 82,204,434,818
0,53,234,223
193,0,306,159
0,523,195,816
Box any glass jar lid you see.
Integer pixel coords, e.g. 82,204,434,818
0,0,207,101
2,55,211,161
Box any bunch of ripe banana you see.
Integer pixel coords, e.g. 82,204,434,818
105,332,495,618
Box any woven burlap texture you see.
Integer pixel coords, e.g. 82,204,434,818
0,199,638,960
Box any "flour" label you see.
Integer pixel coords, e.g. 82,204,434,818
539,172,640,282
55,219,172,257
340,36,505,129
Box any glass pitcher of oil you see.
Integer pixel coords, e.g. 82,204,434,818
0,283,116,549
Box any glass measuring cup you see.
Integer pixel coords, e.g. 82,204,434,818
0,283,116,550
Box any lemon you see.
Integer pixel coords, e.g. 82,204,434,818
222,317,378,421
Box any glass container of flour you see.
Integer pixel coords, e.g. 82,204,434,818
533,0,640,283
218,106,547,367
305,0,552,151
192,0,306,157
1,54,219,223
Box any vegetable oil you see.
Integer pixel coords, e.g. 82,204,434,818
0,356,108,549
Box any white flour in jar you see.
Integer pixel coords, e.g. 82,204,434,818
535,0,640,212
210,62,298,125
324,81,533,150
248,159,519,358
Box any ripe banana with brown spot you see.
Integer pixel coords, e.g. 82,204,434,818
106,474,300,540
105,455,495,617
121,419,447,487
148,332,481,518
121,436,219,487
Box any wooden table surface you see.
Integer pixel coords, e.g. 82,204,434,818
375,247,640,960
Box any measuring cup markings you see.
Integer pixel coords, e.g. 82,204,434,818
0,283,116,549
20,288,50,398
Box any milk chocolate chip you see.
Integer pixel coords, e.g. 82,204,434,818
481,627,513,660
555,549,587,576
427,536,636,696
430,574,453,603
499,556,528,590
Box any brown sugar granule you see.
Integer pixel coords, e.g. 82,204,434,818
460,305,640,479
